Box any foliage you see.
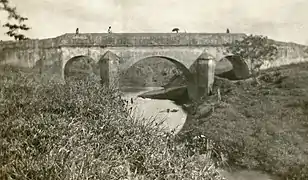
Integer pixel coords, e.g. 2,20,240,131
0,0,30,40
0,67,225,180
226,34,278,77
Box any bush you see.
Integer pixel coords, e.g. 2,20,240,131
0,69,224,180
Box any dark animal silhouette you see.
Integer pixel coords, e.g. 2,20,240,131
172,28,179,33
226,28,230,33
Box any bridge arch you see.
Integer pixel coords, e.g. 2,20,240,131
124,55,193,83
215,55,250,80
64,55,99,81
123,55,198,100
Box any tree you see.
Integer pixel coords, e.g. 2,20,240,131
0,0,31,40
226,34,278,83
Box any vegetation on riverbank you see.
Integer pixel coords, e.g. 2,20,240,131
0,67,226,180
121,57,182,87
178,62,308,179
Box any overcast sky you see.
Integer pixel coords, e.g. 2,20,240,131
0,0,308,44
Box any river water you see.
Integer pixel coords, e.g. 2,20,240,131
120,86,187,134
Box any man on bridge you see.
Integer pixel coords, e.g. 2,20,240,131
108,26,112,33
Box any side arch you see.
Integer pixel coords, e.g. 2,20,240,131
215,55,250,80
64,55,99,81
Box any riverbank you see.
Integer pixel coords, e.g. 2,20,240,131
0,67,225,180
176,62,308,179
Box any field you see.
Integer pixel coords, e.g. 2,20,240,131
0,66,224,180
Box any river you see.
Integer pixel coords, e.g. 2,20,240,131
120,86,187,134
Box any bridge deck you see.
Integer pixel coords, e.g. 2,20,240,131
0,33,247,49
1,33,305,50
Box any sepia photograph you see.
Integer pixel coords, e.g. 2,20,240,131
1,0,308,179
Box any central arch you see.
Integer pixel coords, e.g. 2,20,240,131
122,55,198,101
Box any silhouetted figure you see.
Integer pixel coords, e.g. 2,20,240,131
226,28,230,33
130,98,133,104
108,26,112,33
76,28,79,34
172,28,179,33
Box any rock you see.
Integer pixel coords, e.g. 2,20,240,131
217,168,281,180
138,85,189,104
195,103,213,118
170,109,179,112
181,103,194,114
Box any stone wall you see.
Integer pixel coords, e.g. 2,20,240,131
0,33,247,49
261,43,308,69
57,33,246,47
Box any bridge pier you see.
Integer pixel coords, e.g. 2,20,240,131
99,51,120,89
190,52,216,100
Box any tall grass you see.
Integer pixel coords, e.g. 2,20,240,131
0,67,225,180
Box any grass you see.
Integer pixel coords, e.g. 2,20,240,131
178,62,308,179
0,66,225,180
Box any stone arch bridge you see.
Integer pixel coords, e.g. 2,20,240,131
0,33,307,99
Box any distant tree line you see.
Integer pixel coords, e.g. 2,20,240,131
0,0,30,40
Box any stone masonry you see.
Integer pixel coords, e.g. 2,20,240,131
0,33,308,100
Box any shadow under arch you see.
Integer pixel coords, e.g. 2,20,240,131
64,55,99,82
125,55,198,101
215,55,250,80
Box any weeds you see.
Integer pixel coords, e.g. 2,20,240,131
0,66,225,180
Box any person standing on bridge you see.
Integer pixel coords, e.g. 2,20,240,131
108,26,112,33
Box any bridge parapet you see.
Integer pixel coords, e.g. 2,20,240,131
0,33,247,49
57,33,247,47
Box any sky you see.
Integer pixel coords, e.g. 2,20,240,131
0,0,308,45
